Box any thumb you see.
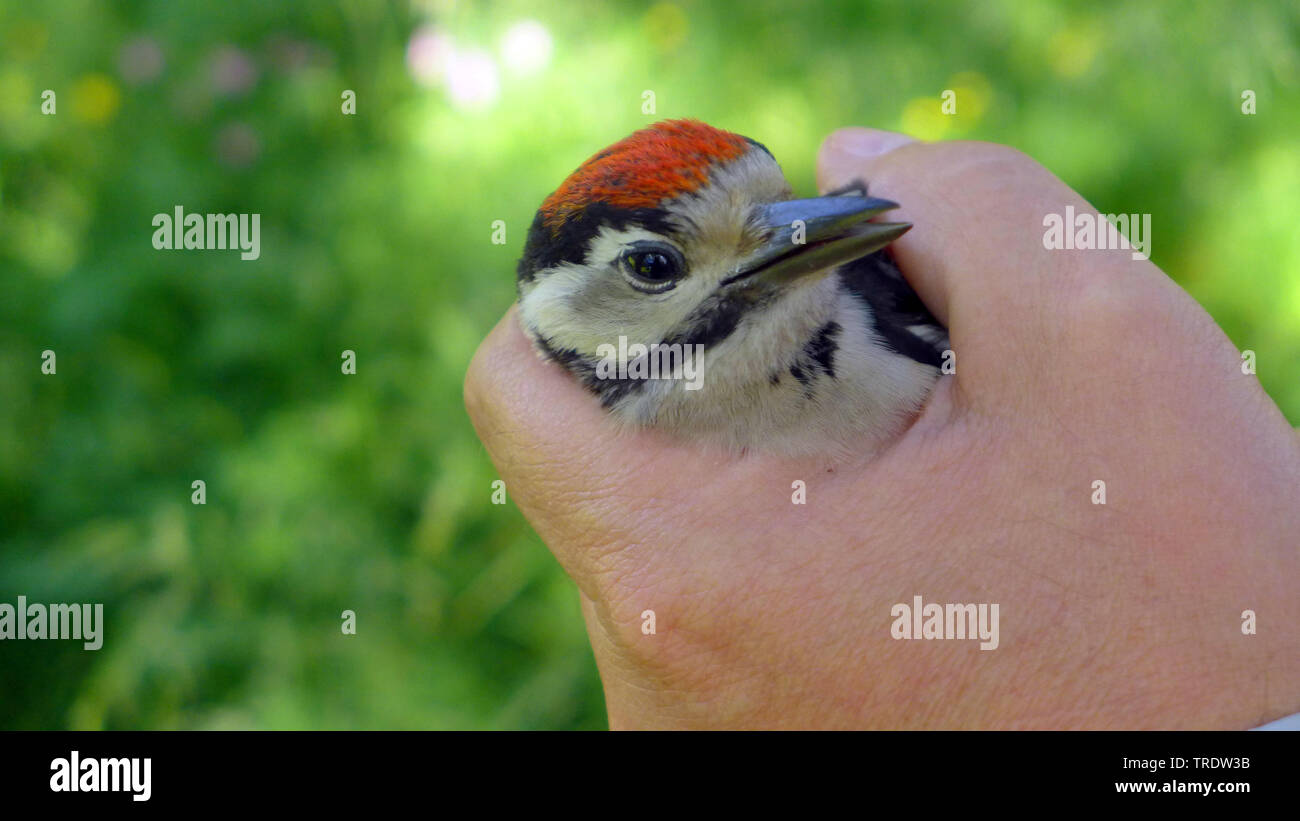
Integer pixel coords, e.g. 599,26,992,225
813,127,1176,408
816,127,917,192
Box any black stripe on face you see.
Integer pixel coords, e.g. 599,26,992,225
532,333,648,408
662,289,757,350
802,321,841,379
784,321,840,399
517,202,678,284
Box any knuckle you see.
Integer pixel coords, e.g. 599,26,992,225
929,140,1043,188
1055,270,1172,345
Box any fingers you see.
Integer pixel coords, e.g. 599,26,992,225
464,306,858,595
463,307,713,592
463,307,628,582
818,127,1171,317
817,127,1172,403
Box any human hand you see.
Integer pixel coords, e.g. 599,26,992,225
464,128,1300,729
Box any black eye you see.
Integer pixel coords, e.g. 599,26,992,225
619,242,684,292
628,251,674,279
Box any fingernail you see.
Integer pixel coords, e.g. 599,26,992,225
823,127,917,160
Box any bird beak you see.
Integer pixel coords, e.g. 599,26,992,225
726,195,910,287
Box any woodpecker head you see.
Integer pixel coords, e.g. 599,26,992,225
516,119,928,453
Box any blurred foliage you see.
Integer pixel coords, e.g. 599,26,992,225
0,0,1296,729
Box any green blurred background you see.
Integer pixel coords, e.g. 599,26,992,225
1,0,1296,729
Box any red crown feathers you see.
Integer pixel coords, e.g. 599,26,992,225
539,119,753,233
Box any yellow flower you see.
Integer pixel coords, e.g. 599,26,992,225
71,74,121,124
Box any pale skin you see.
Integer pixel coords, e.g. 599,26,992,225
464,128,1300,729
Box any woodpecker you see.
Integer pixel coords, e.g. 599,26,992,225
516,119,948,457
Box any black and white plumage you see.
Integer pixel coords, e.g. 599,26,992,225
515,120,948,457
839,249,948,370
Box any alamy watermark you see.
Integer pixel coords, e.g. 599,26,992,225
594,335,705,390
1042,204,1151,260
152,206,260,260
891,595,999,650
0,595,103,650
50,751,150,801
